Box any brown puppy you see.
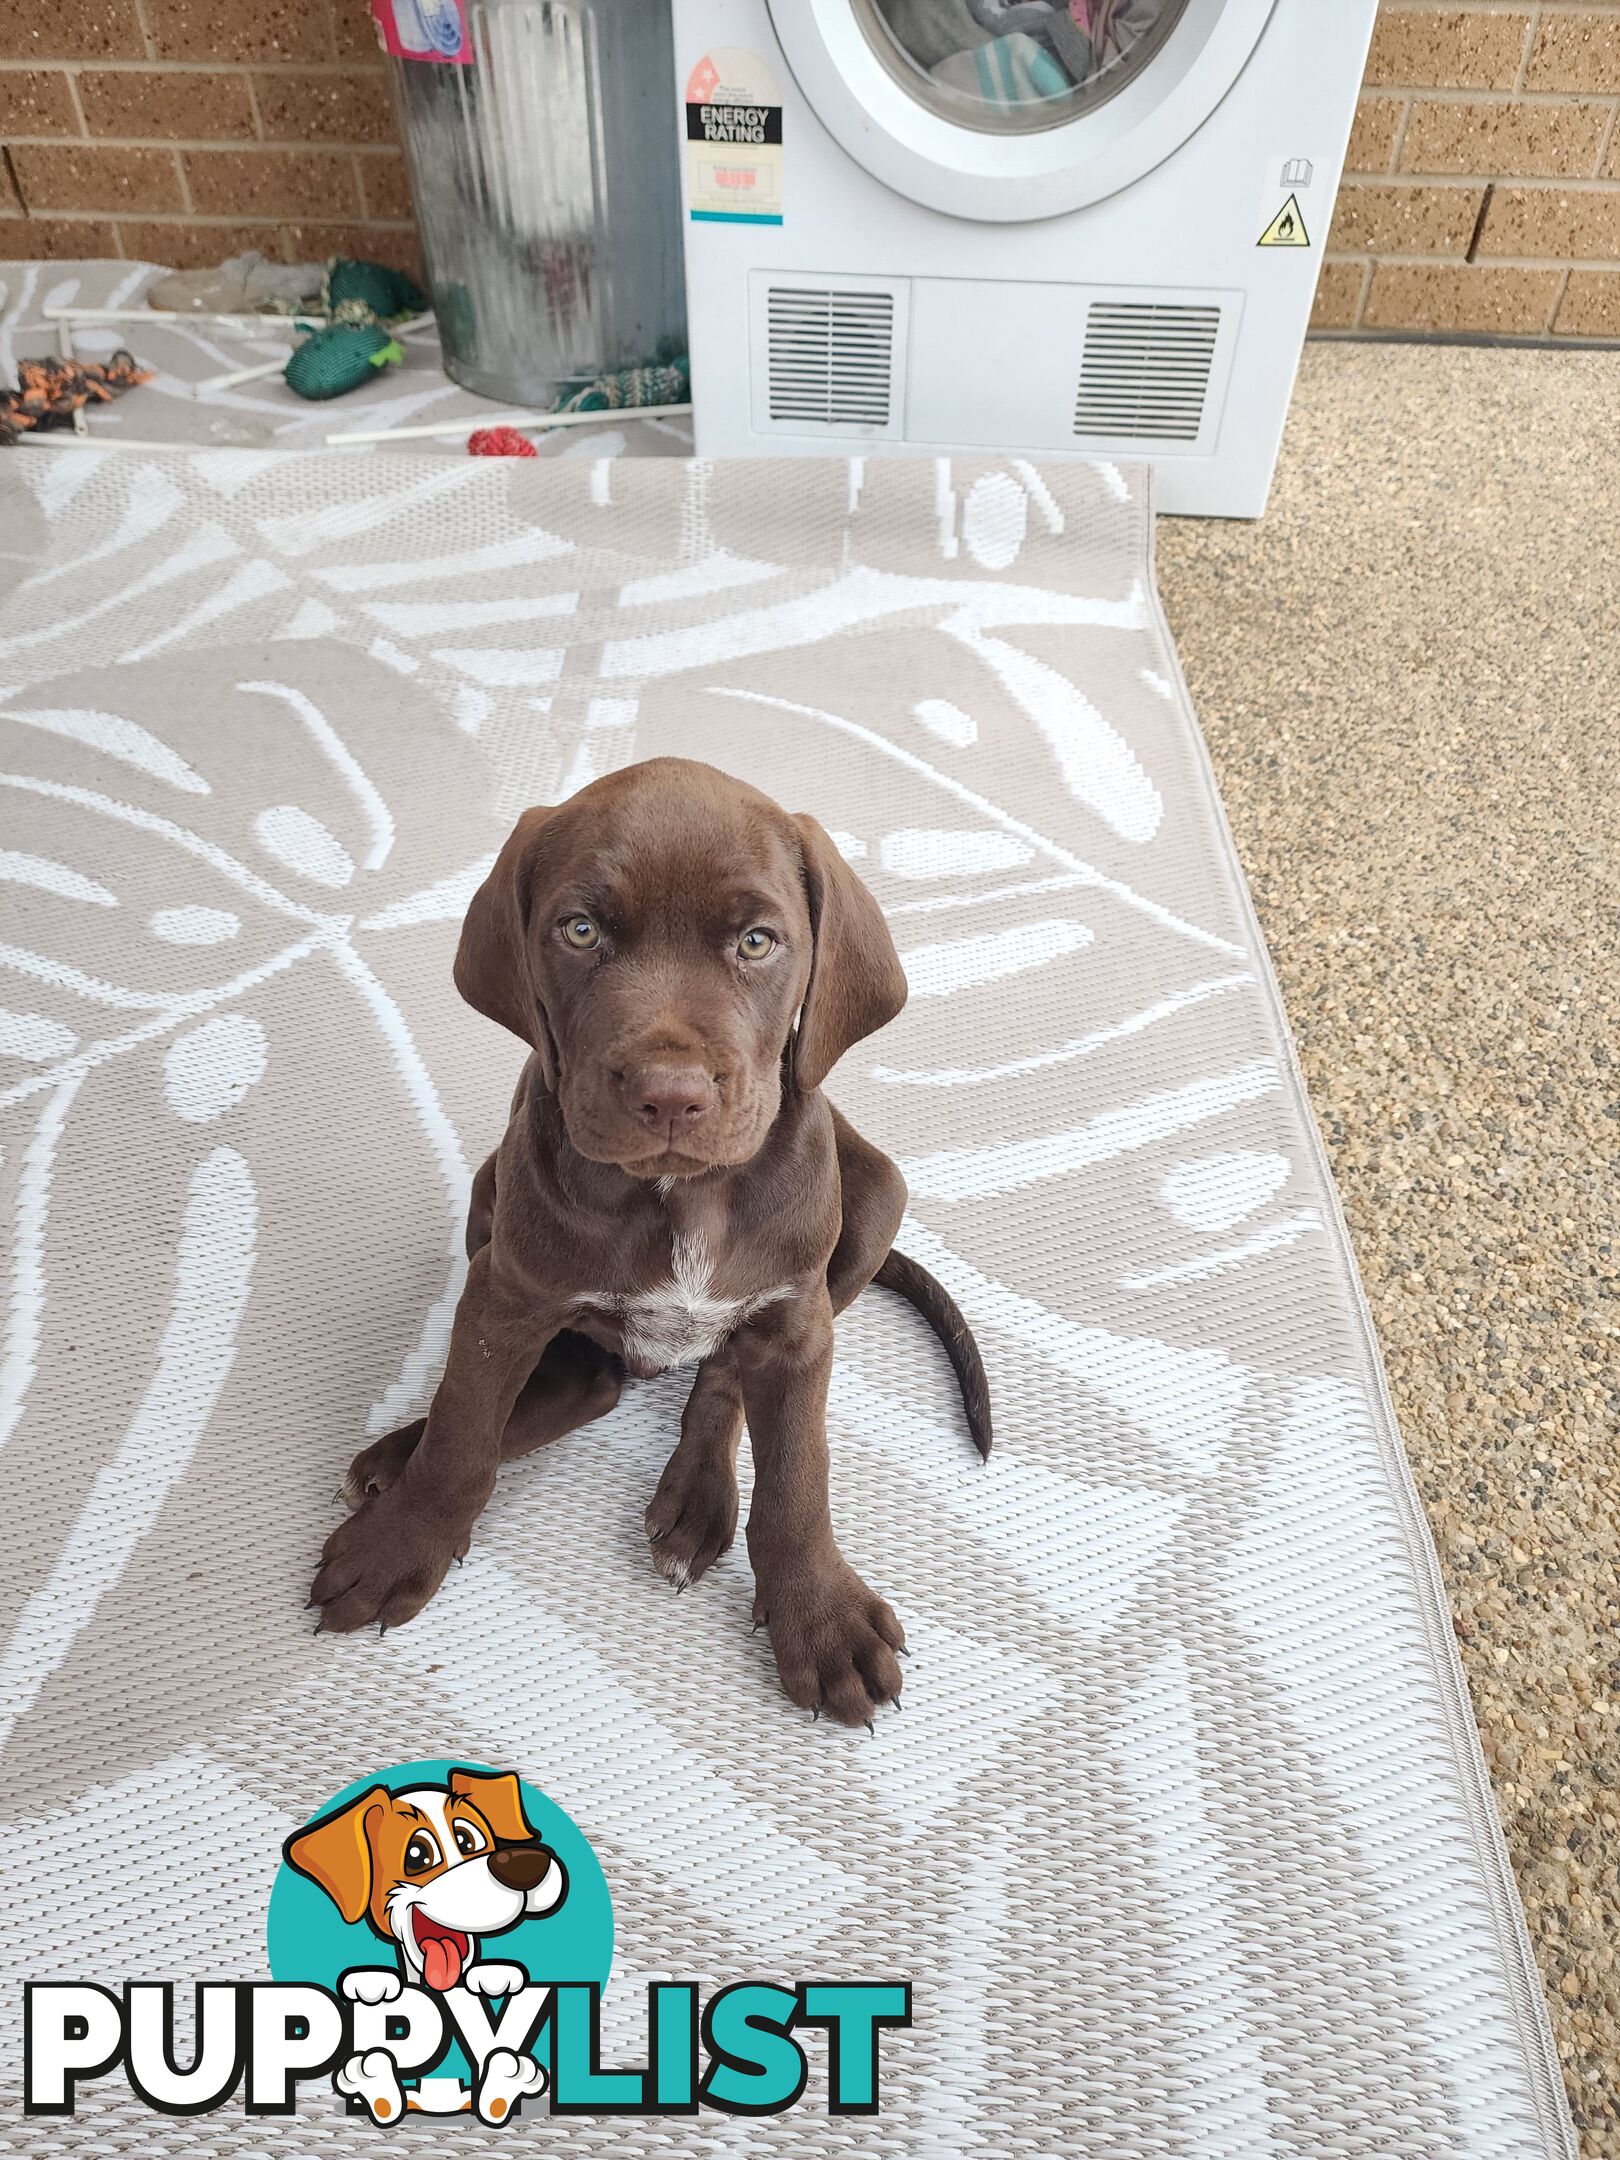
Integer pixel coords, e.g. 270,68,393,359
310,758,990,1726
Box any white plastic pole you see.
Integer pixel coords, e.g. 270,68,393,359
44,305,324,330
324,401,692,447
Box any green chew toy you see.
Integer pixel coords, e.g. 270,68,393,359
284,322,404,401
323,258,428,321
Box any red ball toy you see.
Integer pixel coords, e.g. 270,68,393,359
467,426,538,458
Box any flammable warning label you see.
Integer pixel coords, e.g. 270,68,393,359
685,48,783,225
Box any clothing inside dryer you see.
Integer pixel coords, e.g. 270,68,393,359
862,0,1189,129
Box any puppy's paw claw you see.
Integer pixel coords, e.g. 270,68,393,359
341,1420,424,1510
644,1451,738,1592
758,1561,906,1729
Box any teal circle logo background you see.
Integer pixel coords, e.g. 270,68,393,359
266,1758,613,1991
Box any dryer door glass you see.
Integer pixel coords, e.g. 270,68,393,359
855,0,1192,134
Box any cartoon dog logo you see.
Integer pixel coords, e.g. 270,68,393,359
284,1767,568,2121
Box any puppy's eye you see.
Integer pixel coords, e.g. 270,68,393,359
560,915,601,951
738,928,776,960
403,1832,441,1876
452,1820,487,1858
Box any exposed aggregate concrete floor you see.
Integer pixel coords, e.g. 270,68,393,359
1158,340,1619,2153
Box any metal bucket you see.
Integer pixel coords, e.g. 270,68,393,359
390,0,688,406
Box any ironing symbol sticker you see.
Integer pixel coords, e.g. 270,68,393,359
686,49,784,226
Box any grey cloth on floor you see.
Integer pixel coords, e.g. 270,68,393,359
146,249,325,316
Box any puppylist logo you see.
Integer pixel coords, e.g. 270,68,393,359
23,1759,909,2124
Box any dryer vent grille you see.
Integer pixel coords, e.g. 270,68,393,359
1073,301,1221,442
766,286,895,427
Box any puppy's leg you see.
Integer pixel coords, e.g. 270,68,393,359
827,1107,907,1315
738,1293,905,1728
645,1353,744,1588
641,1120,904,1595
465,1147,498,1258
344,1333,621,1506
311,1247,563,1632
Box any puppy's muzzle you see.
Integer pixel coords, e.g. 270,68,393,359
618,1063,717,1142
488,1840,555,1894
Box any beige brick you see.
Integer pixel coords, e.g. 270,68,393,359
0,0,143,63
347,222,420,276
1365,9,1531,91
185,146,361,217
10,142,184,214
1328,180,1484,255
1347,96,1404,174
0,157,19,214
1524,11,1620,94
1363,261,1561,332
78,68,257,140
357,150,413,220
328,0,387,64
0,211,120,256
146,0,334,64
1555,269,1620,335
1400,97,1611,178
254,69,397,145
1478,182,1620,261
0,68,81,136
115,215,413,272
1310,260,1367,329
1606,117,1620,182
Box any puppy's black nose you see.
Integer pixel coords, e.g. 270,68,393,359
628,1065,714,1132
488,1842,553,1893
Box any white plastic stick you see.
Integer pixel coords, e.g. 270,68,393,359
45,305,323,330
193,313,437,396
16,433,206,452
324,400,692,447
191,356,296,393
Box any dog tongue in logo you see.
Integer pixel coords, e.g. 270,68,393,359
414,1912,469,1991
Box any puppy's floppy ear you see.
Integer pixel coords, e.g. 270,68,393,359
454,807,558,1086
284,1788,387,1926
449,1768,536,1844
790,814,908,1094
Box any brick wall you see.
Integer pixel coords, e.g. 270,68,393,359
0,0,418,276
2,2,1617,340
1316,2,1620,339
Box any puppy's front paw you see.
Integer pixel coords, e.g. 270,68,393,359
311,1483,464,1633
341,1967,403,2005
336,2048,405,2123
475,2047,546,2124
755,1560,905,1728
644,1446,738,1591
341,1420,422,1508
461,1961,525,1998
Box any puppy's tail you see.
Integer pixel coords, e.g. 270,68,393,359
874,1248,992,1459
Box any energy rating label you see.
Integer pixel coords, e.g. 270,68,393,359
685,48,784,226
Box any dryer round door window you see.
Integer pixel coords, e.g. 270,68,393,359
768,0,1277,222
854,0,1191,137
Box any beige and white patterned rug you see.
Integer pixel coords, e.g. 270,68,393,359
0,441,1574,2156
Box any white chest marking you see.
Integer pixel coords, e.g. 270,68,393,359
571,1231,792,1372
